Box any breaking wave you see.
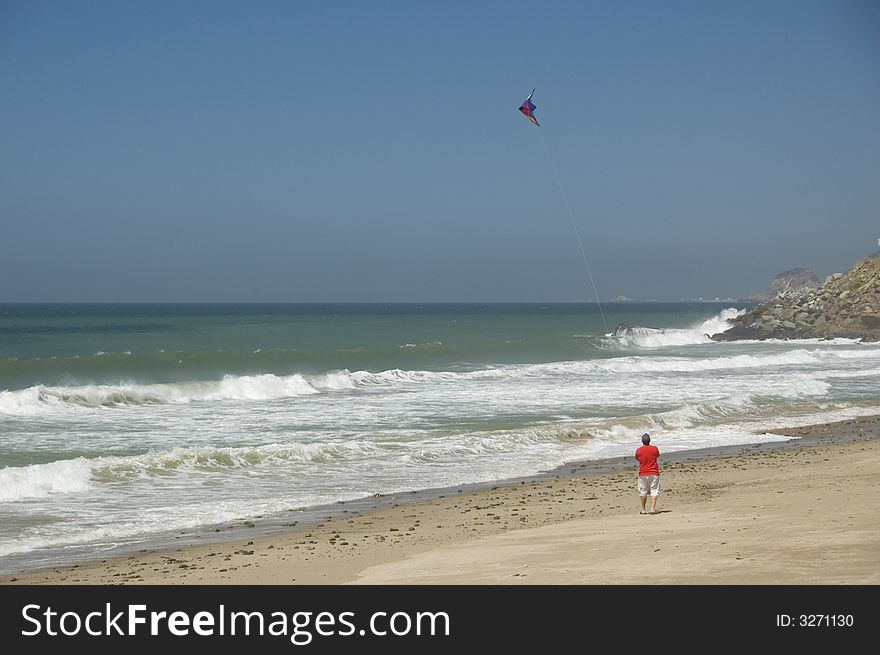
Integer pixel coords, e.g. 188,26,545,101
4,341,878,416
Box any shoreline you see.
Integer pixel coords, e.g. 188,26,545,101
2,415,879,584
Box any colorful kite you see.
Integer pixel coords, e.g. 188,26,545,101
518,89,539,126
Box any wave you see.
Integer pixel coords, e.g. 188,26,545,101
0,366,510,415
396,388,834,462
584,385,833,441
349,368,477,385
503,346,880,378
599,308,878,350
0,458,93,501
0,376,837,503
818,367,880,379
4,341,878,416
0,441,386,503
592,348,880,375
0,348,327,391
602,308,746,348
0,372,342,415
92,441,384,477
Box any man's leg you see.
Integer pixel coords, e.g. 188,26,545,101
649,493,657,513
638,477,648,513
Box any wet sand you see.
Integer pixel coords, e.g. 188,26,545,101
2,416,878,585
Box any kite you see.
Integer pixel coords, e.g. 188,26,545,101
518,89,539,126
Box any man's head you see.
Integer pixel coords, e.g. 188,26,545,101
641,433,651,445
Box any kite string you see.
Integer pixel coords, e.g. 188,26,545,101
539,133,609,333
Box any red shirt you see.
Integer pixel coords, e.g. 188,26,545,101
635,445,660,476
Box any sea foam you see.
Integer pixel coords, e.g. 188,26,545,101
0,458,92,502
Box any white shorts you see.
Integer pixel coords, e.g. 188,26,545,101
638,475,660,497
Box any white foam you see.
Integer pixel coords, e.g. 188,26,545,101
602,308,746,348
5,340,874,417
209,374,318,400
504,347,880,378
81,440,393,484
0,459,93,502
309,370,357,390
0,387,53,415
350,368,464,386
0,373,324,415
819,367,880,379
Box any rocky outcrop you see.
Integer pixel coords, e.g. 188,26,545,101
712,254,880,342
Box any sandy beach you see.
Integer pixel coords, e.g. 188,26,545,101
3,416,878,585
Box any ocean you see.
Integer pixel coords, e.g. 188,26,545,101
2,302,879,575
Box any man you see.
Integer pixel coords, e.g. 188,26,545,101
635,432,660,514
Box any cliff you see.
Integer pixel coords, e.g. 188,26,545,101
712,254,880,342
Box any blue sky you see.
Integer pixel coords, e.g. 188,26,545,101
1,0,878,302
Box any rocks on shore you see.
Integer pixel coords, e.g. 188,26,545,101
712,253,880,342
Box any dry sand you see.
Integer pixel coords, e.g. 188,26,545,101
3,417,878,585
